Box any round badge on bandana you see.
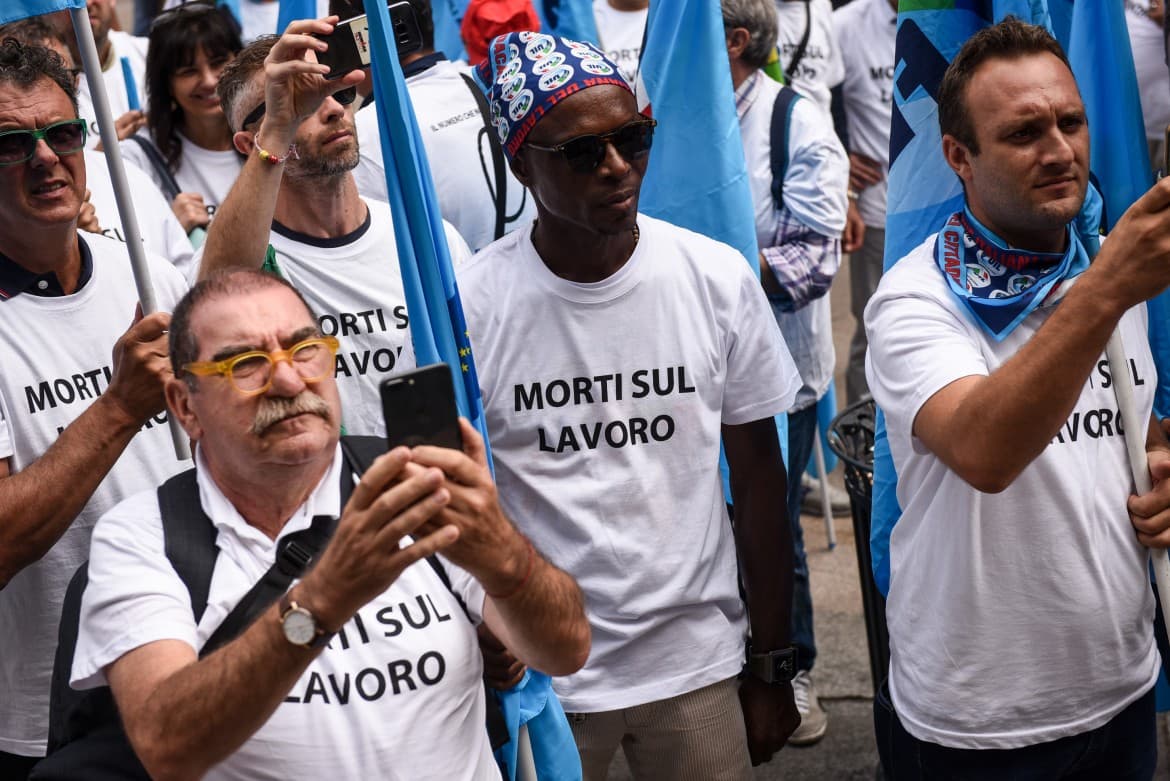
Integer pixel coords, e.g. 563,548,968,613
474,32,636,158
966,265,991,289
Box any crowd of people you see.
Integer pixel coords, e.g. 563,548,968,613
3,0,1170,779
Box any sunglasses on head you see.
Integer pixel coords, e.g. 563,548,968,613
524,118,657,173
241,86,359,130
0,119,88,167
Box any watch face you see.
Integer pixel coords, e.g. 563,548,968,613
283,608,317,645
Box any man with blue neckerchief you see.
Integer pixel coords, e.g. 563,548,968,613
866,17,1170,780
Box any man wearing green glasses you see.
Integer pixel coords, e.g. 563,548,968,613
195,20,473,438
70,268,589,780
0,39,189,778
457,33,802,779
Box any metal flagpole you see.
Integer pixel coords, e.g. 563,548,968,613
1105,329,1170,633
69,8,191,461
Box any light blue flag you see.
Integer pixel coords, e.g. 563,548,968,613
432,0,470,61
120,56,140,112
637,0,788,482
0,0,83,26
534,0,598,44
361,0,489,444
277,0,315,35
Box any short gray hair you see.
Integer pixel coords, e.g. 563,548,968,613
721,0,779,71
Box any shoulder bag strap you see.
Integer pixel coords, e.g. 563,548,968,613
125,134,183,202
769,86,803,211
460,72,509,241
784,1,813,84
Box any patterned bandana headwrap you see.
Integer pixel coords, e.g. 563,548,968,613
474,32,633,158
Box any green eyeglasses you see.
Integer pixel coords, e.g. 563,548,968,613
0,119,88,167
183,336,340,396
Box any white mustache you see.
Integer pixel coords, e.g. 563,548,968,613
251,391,332,435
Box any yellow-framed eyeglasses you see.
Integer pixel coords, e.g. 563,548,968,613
182,335,340,397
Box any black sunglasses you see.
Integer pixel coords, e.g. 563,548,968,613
241,86,359,130
0,119,88,167
524,118,657,173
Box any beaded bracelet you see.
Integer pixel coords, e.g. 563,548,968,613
487,538,536,600
256,141,298,166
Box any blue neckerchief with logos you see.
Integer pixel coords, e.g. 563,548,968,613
933,208,1092,341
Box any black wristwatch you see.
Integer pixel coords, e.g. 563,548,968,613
744,644,797,684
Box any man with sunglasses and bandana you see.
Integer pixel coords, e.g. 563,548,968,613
0,39,189,778
457,33,803,779
196,22,472,437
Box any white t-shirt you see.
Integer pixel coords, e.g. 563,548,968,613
161,0,330,43
833,0,895,227
774,0,844,118
592,0,648,86
458,215,800,712
78,31,149,149
739,72,847,411
354,57,537,252
73,445,498,781
1126,1,1170,146
83,149,196,272
191,198,472,436
0,233,189,756
120,132,243,224
865,237,1160,750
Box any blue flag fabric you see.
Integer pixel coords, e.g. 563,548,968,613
492,671,583,781
432,0,470,61
534,0,598,44
361,0,489,445
277,0,315,35
875,0,1160,596
637,0,788,483
0,0,84,25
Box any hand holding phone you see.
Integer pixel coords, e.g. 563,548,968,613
380,364,464,450
313,1,424,79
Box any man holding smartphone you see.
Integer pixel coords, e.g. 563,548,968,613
459,34,803,779
70,269,590,780
197,21,474,437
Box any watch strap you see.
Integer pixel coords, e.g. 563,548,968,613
745,645,798,684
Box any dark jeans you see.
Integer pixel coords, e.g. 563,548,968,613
0,750,39,781
874,680,1157,781
786,404,818,672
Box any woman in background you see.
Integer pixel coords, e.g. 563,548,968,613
122,1,243,244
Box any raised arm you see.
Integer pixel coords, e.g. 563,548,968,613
106,448,457,781
0,311,170,588
410,419,591,676
199,18,364,279
910,179,1170,493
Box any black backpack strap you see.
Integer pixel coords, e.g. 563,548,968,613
158,469,219,624
460,72,509,241
783,0,813,84
769,86,802,212
125,134,182,202
200,512,338,657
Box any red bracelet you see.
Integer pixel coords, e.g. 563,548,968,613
487,538,535,600
256,141,298,165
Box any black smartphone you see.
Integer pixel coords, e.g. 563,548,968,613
380,364,464,450
314,1,424,80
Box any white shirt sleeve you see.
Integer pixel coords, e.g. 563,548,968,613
434,555,486,624
71,490,200,690
864,255,990,454
783,97,850,237
721,262,802,424
0,393,12,461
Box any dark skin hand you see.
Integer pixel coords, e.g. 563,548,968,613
478,624,526,690
739,677,801,765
